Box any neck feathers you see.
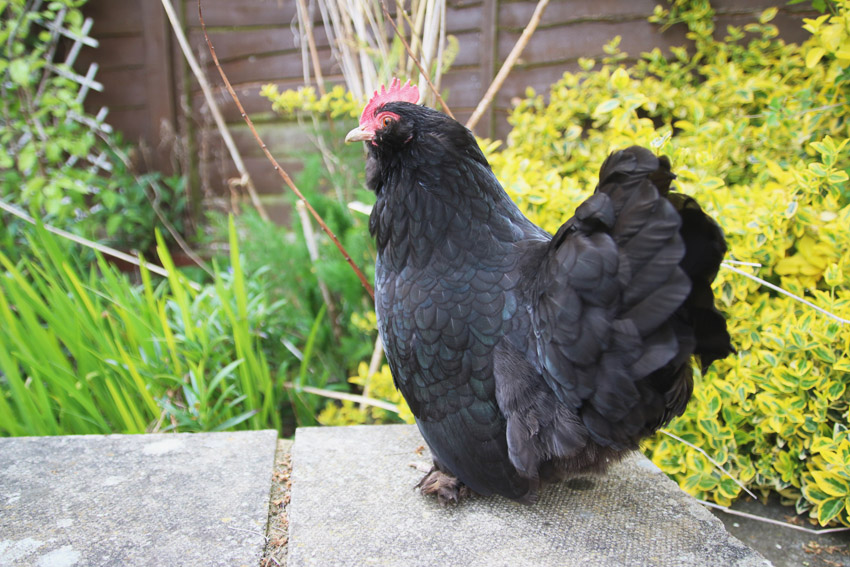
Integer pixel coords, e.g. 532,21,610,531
369,148,536,270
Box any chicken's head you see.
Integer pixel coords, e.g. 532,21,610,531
345,78,420,145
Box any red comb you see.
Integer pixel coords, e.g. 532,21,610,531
360,79,420,124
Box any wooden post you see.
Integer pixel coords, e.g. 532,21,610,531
141,1,177,174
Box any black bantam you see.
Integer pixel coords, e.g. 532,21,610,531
346,79,733,505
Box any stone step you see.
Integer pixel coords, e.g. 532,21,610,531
0,430,277,567
287,424,771,567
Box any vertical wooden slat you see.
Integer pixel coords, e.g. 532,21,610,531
478,0,498,138
141,1,176,174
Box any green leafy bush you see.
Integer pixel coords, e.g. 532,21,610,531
1,1,191,259
482,2,850,525
88,143,189,257
0,0,99,222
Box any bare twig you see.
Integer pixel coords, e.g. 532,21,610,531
660,429,758,500
198,0,374,300
149,408,167,433
360,336,384,409
296,0,326,96
466,0,550,132
282,381,400,413
721,262,849,324
699,500,850,535
380,0,454,119
161,0,270,221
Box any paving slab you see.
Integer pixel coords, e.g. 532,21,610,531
712,496,850,567
288,424,771,567
0,430,278,567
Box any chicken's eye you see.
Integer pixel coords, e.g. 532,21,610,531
381,115,394,128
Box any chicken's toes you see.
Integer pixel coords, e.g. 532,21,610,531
416,468,470,505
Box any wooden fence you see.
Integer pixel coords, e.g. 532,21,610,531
77,0,814,222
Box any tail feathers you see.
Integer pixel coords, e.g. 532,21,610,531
667,193,735,370
597,147,688,334
531,146,733,455
599,147,733,371
596,146,675,202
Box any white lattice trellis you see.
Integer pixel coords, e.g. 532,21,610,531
15,3,113,175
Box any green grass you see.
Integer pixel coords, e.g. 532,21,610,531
0,218,283,436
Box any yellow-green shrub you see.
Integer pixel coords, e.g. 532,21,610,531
317,361,416,425
483,2,850,526
259,84,361,120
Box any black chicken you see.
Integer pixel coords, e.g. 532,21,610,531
345,79,733,504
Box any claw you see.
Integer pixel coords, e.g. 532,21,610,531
416,467,470,506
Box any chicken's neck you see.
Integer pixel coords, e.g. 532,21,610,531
369,155,543,273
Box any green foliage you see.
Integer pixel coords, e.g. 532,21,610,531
0,0,102,221
220,149,390,427
0,219,287,436
0,1,191,259
88,143,189,256
260,84,362,121
483,3,850,525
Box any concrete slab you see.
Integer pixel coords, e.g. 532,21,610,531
288,424,771,567
0,430,278,567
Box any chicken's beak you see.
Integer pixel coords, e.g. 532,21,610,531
345,126,373,144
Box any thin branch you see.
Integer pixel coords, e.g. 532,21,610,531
660,429,758,500
699,500,850,535
721,262,849,324
161,0,270,221
466,0,550,133
282,382,400,413
380,0,454,119
197,0,374,300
